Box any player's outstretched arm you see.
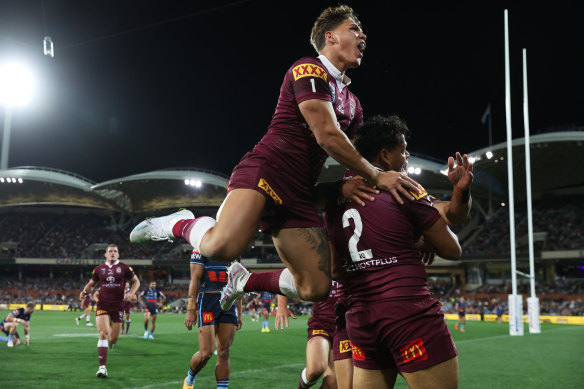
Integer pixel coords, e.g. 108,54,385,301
275,295,296,330
434,152,474,225
185,263,204,331
299,99,419,204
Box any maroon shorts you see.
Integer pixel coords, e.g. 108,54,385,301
346,295,458,373
96,305,124,323
228,152,322,232
121,301,133,313
333,299,352,361
82,299,91,309
307,314,336,343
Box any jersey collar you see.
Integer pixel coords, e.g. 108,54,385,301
318,54,351,92
105,260,120,268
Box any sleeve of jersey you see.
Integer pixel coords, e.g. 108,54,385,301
125,266,135,279
346,98,364,139
190,251,206,266
290,59,332,104
404,196,441,232
91,268,99,282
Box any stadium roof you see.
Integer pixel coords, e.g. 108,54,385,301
0,167,228,214
0,131,581,214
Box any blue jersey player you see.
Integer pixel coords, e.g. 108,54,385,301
139,281,166,340
0,303,34,347
455,297,467,332
259,291,273,333
183,250,242,389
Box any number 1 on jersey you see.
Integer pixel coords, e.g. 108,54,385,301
310,78,316,93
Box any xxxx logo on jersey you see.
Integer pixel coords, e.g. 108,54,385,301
409,182,429,200
258,178,282,205
292,63,327,83
311,329,329,337
351,342,366,361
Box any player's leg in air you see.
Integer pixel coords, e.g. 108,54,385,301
131,189,331,306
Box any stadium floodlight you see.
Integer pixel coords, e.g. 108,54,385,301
0,63,34,170
17,177,23,183
414,167,421,175
486,151,493,159
0,63,33,106
408,166,415,174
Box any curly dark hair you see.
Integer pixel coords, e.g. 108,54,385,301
310,5,362,53
354,115,410,162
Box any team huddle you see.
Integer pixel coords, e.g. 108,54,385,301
15,5,474,388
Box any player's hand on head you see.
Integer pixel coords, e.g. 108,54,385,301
376,170,419,204
448,152,474,191
341,176,379,206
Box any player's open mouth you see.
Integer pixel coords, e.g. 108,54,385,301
357,41,366,53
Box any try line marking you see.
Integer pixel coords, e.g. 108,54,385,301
127,363,305,389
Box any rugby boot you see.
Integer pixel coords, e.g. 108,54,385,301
220,262,250,311
130,209,194,243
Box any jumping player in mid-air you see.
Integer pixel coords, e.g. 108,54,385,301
80,244,140,378
130,5,419,308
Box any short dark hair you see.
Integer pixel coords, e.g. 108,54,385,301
310,5,362,53
354,115,410,162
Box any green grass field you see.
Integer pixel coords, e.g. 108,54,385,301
1,310,583,388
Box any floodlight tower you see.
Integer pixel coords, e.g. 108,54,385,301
0,63,33,170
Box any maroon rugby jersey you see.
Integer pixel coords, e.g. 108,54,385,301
312,280,344,320
91,261,135,309
326,173,440,304
239,55,363,189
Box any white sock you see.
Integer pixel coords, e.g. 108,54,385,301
301,368,317,386
279,268,301,299
188,217,216,251
97,339,108,347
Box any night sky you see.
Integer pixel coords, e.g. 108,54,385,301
0,0,582,182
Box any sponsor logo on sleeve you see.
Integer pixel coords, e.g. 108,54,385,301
258,178,282,205
292,63,327,82
202,312,214,323
311,329,329,337
129,267,134,272
409,183,429,200
339,340,352,353
351,342,366,361
400,338,428,364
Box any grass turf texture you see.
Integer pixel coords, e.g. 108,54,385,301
1,310,583,388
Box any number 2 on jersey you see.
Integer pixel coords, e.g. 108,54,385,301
342,208,373,263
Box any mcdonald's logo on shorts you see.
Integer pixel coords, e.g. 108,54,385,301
258,178,282,205
202,312,214,323
351,342,366,361
311,329,329,337
400,338,429,364
339,340,352,353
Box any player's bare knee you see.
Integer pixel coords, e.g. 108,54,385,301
216,346,231,361
201,238,240,262
306,363,326,381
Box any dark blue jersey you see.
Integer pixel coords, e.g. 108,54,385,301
190,250,240,292
457,301,467,313
6,308,32,322
260,292,273,305
140,289,165,304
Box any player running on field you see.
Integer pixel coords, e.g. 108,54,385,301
76,289,94,326
130,5,419,309
139,281,166,340
121,281,135,334
183,250,242,389
80,244,140,378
